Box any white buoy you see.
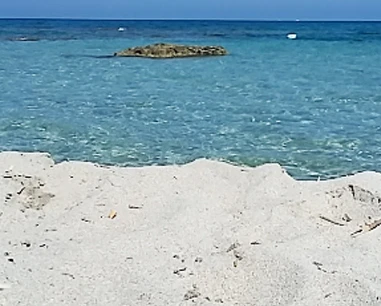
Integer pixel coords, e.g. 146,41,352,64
287,33,297,40
118,27,126,32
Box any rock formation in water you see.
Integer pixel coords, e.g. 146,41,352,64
114,43,228,58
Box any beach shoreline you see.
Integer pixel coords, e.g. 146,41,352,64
1,151,381,305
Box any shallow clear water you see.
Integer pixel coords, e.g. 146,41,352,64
1,19,381,179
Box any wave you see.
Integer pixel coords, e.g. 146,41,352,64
3,28,381,43
7,37,40,42
357,31,381,35
204,33,227,37
4,36,80,42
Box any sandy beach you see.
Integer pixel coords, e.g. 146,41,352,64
1,151,381,305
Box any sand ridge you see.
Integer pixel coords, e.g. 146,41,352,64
1,152,381,305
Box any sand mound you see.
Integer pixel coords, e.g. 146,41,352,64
1,152,381,305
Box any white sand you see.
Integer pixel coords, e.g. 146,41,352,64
1,152,381,305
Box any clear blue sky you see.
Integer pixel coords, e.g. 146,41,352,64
1,0,380,20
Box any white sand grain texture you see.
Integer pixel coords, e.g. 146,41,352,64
1,152,381,305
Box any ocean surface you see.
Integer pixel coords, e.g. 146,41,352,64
1,19,381,179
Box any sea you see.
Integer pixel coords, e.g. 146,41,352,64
1,19,381,179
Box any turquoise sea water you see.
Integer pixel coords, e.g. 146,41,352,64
1,19,381,179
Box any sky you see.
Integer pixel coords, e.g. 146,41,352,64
1,0,380,20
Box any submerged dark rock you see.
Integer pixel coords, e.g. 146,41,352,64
114,43,228,58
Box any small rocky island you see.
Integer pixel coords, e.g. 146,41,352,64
114,43,228,58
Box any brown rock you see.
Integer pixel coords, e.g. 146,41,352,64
114,43,228,58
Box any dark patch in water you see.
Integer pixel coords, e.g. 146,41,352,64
244,33,281,38
149,34,169,38
4,37,80,42
96,27,129,31
8,37,40,42
300,37,365,42
93,55,115,59
205,33,227,37
358,31,381,35
62,54,115,59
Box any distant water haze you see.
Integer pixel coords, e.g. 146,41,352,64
1,0,381,20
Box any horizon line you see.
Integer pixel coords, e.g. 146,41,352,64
1,17,381,22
